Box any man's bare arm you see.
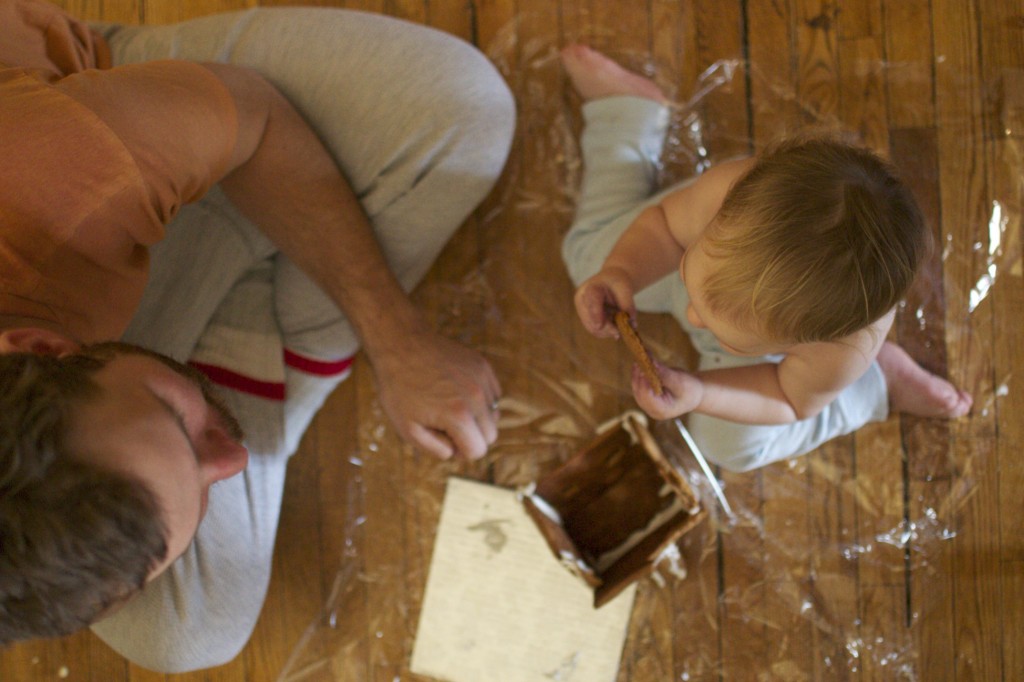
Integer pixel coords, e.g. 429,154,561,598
203,63,499,459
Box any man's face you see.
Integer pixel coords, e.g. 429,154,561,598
65,343,249,581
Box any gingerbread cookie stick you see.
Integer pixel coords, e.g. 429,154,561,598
614,311,663,396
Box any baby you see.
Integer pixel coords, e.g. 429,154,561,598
561,45,971,472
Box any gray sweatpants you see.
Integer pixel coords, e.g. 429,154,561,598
561,97,888,473
88,9,514,672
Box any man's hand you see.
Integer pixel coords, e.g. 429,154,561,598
203,63,502,458
372,327,500,460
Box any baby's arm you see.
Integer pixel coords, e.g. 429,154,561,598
573,204,678,337
658,157,754,245
602,203,682,291
574,158,754,337
635,314,891,424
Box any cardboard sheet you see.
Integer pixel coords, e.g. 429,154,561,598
410,477,636,682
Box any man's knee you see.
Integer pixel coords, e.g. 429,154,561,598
90,536,273,673
424,41,516,190
92,601,260,673
451,43,516,159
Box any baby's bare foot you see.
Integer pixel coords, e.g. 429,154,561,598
877,342,972,418
561,44,667,103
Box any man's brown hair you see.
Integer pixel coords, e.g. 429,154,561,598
701,134,929,344
0,353,167,645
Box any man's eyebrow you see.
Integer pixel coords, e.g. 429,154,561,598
148,390,200,461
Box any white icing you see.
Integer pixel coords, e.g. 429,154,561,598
522,488,564,526
655,542,688,580
515,481,536,501
558,550,592,579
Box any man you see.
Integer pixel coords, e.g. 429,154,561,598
0,0,515,672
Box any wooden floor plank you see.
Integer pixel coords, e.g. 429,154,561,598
852,421,907,590
56,0,142,22
745,0,799,145
87,635,131,682
839,35,889,152
473,0,516,50
144,0,255,23
838,3,888,154
890,120,958,682
882,0,936,130
313,366,381,682
794,0,841,124
931,0,997,441
296,380,368,681
355,390,414,682
908,478,957,681
690,0,748,161
650,0,694,116
1003,560,1024,680
852,421,910,682
714,473,767,681
807,440,862,679
951,438,1004,682
761,462,817,678
858,583,913,679
979,0,1024,568
839,0,883,41
930,3,1008,682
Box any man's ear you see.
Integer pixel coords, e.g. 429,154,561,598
0,328,81,356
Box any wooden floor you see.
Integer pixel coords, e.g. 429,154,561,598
3,0,1022,680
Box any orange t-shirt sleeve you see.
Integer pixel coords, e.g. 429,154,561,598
53,60,239,231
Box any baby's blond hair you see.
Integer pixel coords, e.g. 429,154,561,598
700,135,929,344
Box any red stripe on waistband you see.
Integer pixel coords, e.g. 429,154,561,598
188,361,286,401
283,349,356,376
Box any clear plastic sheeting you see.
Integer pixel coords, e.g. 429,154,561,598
277,20,1021,682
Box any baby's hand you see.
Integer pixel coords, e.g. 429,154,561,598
631,361,703,419
573,267,635,337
